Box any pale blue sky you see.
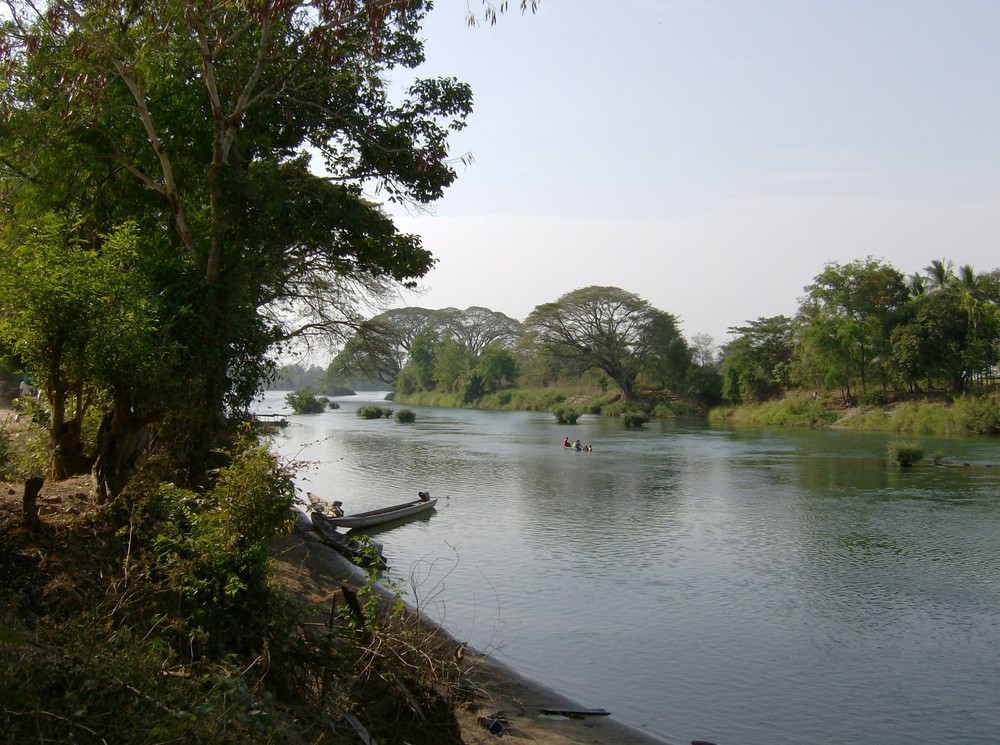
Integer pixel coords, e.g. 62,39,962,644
388,0,1000,344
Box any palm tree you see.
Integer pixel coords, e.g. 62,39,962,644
954,264,984,327
924,258,955,291
955,264,980,294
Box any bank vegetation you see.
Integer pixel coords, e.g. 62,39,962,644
325,258,1000,436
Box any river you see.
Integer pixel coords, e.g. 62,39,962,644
259,391,1000,745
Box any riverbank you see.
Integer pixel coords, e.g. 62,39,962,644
394,385,1000,436
0,455,671,745
271,527,672,745
711,390,1000,434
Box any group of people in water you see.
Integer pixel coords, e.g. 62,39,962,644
562,437,593,452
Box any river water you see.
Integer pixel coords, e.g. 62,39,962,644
259,391,1000,745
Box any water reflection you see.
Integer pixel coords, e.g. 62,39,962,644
263,393,1000,745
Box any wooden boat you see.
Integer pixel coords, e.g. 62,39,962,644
323,492,437,529
307,507,387,569
253,412,290,428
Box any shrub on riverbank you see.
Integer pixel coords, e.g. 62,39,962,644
285,389,330,414
0,425,469,745
709,392,1000,435
622,411,649,429
709,395,838,428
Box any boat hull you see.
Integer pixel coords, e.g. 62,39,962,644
327,498,437,529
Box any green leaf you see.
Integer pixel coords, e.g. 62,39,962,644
0,625,24,644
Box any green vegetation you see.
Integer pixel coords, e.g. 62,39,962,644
0,2,536,741
709,395,840,428
284,390,331,414
552,405,581,424
1,425,468,744
342,287,718,414
622,412,650,429
357,406,393,420
0,0,469,496
887,440,925,467
395,409,417,423
830,394,1000,434
369,259,1000,438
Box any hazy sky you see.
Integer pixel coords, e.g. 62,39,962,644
385,0,1000,345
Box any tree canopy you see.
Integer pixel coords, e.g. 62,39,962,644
331,306,521,386
0,0,477,491
523,286,686,401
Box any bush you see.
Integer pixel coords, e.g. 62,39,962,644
357,405,393,420
395,409,416,423
462,374,484,404
0,416,48,480
887,440,924,467
0,426,468,745
860,389,887,406
707,396,838,428
552,405,580,424
146,437,295,657
284,389,328,414
954,393,1000,434
326,385,356,396
622,411,649,429
326,400,340,410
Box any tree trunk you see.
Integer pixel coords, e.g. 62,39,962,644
52,419,91,480
92,398,149,503
22,476,43,531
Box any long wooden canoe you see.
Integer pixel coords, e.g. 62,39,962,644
324,494,437,529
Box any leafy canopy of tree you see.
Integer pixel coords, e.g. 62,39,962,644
523,286,689,402
720,316,795,405
331,306,521,386
718,256,1000,406
800,258,910,395
0,0,478,491
0,215,173,480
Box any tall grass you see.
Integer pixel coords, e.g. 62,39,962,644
711,392,1000,435
844,402,963,434
843,394,1000,434
886,440,924,466
709,396,838,428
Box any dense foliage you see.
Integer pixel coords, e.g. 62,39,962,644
0,0,472,493
370,257,1000,419
284,390,332,414
366,288,704,408
0,3,539,742
726,257,1000,405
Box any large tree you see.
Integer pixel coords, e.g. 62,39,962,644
0,216,170,481
331,305,521,385
427,306,522,356
799,258,909,395
330,307,435,385
524,286,679,401
0,0,476,491
720,316,795,404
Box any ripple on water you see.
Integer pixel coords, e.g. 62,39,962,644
262,395,1000,745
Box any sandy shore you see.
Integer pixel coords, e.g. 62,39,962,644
270,529,673,745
